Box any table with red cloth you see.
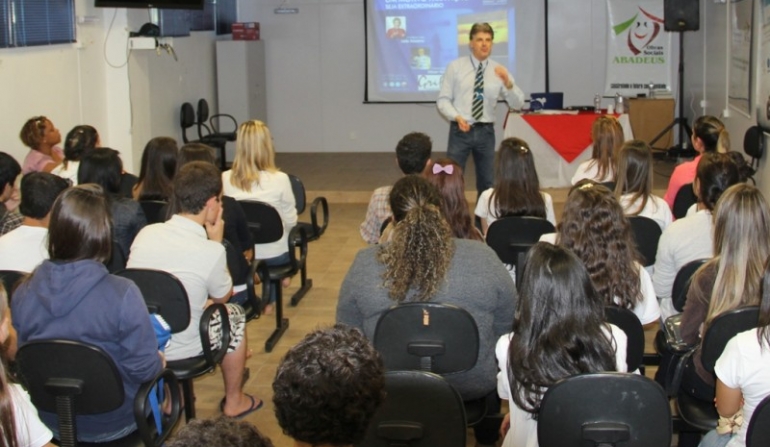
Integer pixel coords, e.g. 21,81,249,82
503,112,633,188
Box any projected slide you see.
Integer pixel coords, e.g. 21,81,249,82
366,0,516,102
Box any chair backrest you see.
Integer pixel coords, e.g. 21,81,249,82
701,306,760,375
373,302,479,374
104,241,127,273
486,216,555,285
604,306,644,372
196,98,210,123
673,183,697,220
288,173,306,214
120,172,139,199
627,216,662,267
356,370,467,447
139,200,169,224
237,200,284,244
747,394,770,447
0,270,26,301
672,259,708,312
180,102,196,143
538,373,671,447
115,268,191,333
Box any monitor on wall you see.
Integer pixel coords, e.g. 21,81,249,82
95,0,204,9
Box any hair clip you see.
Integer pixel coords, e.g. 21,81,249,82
517,145,529,153
432,164,454,175
579,183,594,191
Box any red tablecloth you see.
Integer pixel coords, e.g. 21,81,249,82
520,113,617,163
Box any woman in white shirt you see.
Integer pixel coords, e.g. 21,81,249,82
497,242,626,447
222,120,297,314
475,137,555,235
571,115,624,185
614,140,672,231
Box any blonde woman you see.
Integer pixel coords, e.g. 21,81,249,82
679,184,770,402
571,115,624,185
222,120,296,314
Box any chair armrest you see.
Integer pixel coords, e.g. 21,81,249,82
309,196,329,237
210,113,238,136
134,368,181,447
199,303,231,366
246,260,271,319
288,226,309,273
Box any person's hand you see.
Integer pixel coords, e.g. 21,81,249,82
494,66,513,89
205,206,225,242
158,351,166,368
456,116,470,132
500,412,511,438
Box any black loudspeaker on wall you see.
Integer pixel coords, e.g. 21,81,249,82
664,0,699,32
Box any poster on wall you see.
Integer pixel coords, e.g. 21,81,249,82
605,0,672,96
759,0,770,129
729,0,754,116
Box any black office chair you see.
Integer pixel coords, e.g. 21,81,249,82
676,306,760,431
0,269,26,301
373,302,496,438
747,394,770,447
486,216,555,286
16,339,182,447
605,306,644,373
742,126,762,185
288,173,329,242
180,102,229,171
357,371,467,447
673,183,698,220
138,200,169,224
116,268,230,421
628,216,662,267
538,373,671,447
238,200,309,352
196,99,237,142
672,259,709,312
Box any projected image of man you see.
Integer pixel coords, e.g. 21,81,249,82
437,22,525,195
386,17,406,39
412,48,431,70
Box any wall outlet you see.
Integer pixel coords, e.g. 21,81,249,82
723,108,731,118
700,100,707,108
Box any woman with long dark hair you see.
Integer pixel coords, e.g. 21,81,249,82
52,125,99,185
571,115,623,185
425,158,482,241
132,137,178,201
496,242,625,447
614,139,672,231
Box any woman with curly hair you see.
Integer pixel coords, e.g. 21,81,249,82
337,175,515,445
571,115,624,185
52,125,100,185
497,242,626,447
18,116,63,175
614,140,672,231
542,181,660,325
132,137,178,201
678,184,770,403
475,137,555,235
425,158,482,241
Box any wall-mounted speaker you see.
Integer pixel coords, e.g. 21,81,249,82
664,0,700,32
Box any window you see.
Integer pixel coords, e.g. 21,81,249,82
190,0,214,31
0,0,76,48
215,0,235,35
158,0,234,37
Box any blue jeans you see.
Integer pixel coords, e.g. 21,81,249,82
261,252,291,304
447,121,495,196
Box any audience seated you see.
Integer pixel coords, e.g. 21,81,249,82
614,139,673,231
678,184,770,403
541,181,660,325
0,173,69,272
0,152,23,236
360,132,432,244
222,120,296,314
51,125,99,185
18,116,64,174
697,259,770,447
571,115,623,185
273,325,385,447
166,417,274,447
475,137,555,235
496,242,627,447
12,184,162,442
127,162,260,418
337,175,515,444
178,143,253,304
425,158,482,241
0,285,54,447
654,153,740,320
132,136,178,201
78,148,146,258
663,116,729,209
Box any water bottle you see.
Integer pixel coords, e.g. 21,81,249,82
615,93,625,114
594,94,602,114
648,81,655,99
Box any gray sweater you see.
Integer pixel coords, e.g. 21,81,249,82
336,239,516,399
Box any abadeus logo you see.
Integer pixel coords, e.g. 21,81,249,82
613,7,664,55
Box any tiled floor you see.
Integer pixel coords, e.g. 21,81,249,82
188,152,681,446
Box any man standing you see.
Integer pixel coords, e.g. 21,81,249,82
437,22,525,195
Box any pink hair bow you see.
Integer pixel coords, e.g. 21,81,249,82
432,164,454,175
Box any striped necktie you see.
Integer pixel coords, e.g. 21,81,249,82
472,62,484,121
